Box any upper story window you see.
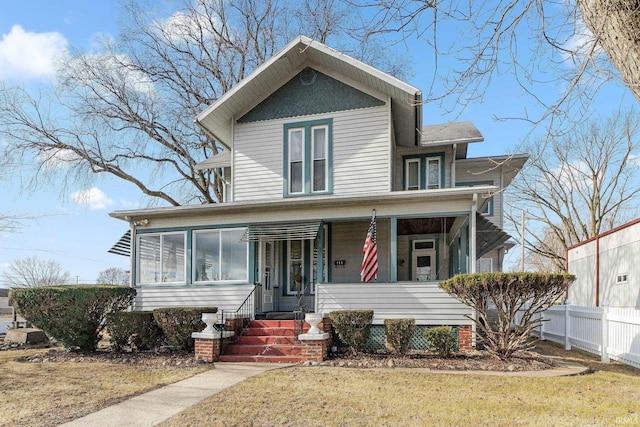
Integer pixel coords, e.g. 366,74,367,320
137,232,186,284
403,153,444,191
284,119,332,196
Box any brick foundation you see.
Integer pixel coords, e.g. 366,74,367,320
300,338,329,361
458,325,473,350
194,337,221,363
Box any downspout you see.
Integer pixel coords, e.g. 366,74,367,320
451,144,457,188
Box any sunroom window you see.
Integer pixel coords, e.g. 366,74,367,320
193,228,248,282
137,232,186,284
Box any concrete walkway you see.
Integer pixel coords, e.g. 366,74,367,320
60,363,287,427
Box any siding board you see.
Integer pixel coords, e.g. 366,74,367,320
133,284,254,311
317,282,473,325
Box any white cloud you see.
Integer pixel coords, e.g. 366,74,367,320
68,52,155,97
0,25,68,81
119,199,138,208
71,187,114,210
38,148,82,171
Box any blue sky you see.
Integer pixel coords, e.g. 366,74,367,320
0,1,635,284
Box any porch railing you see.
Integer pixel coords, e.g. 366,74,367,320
219,282,261,343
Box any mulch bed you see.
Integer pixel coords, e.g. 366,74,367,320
315,347,556,371
3,341,556,371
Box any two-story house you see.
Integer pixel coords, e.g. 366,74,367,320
110,35,527,336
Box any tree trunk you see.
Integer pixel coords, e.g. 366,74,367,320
578,0,640,103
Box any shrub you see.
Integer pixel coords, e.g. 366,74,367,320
423,326,458,358
439,272,575,359
9,285,136,352
328,310,374,355
384,318,416,356
153,307,218,351
106,311,163,352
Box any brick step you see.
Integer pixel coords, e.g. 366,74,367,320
235,335,299,345
243,327,303,337
249,319,299,328
218,355,304,363
223,344,302,356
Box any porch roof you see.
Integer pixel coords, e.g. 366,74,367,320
476,213,512,257
109,185,497,224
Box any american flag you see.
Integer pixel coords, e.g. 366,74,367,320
360,211,378,282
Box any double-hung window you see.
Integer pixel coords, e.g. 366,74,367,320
404,154,444,190
137,232,186,284
284,119,332,196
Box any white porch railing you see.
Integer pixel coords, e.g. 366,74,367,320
533,303,640,370
315,281,473,326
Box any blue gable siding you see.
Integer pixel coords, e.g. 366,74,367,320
237,67,385,123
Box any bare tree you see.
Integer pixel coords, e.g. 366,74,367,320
506,110,640,269
0,0,401,207
358,1,636,133
96,267,130,286
3,256,71,288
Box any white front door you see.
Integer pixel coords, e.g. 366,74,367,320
261,241,277,312
412,240,436,281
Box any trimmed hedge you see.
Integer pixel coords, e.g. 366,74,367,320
106,311,162,352
153,307,218,351
329,310,374,355
9,285,135,352
423,326,458,357
384,318,416,355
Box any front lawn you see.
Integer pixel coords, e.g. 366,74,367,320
0,349,210,427
162,341,640,426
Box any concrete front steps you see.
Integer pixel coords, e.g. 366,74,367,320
218,319,309,363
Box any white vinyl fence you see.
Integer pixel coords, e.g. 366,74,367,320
532,303,640,369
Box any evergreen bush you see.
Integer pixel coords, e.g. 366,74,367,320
384,318,416,355
106,311,162,352
328,310,374,355
153,307,218,351
423,326,458,357
9,285,135,351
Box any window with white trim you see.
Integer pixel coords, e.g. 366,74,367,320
137,232,186,284
287,239,304,295
616,273,628,284
403,154,444,190
284,119,332,196
405,158,420,191
193,228,248,283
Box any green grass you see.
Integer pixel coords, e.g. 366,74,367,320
162,342,640,427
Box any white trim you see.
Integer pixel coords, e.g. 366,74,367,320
136,231,187,285
405,158,420,190
426,157,441,189
311,124,328,193
286,239,305,296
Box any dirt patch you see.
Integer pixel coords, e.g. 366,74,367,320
315,348,556,371
14,347,206,368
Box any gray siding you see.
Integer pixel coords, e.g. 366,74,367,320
330,219,390,283
316,282,473,325
394,146,453,191
232,106,390,201
132,284,254,312
455,163,503,228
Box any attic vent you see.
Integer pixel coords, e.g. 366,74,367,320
299,68,317,85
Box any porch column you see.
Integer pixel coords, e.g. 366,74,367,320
469,194,477,274
317,222,324,283
460,226,467,274
390,216,397,282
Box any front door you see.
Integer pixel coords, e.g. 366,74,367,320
412,240,436,281
260,241,278,312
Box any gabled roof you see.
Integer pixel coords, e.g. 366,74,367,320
195,35,422,149
420,121,484,159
